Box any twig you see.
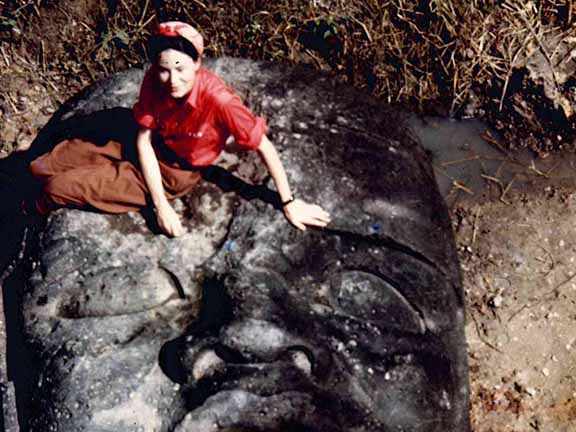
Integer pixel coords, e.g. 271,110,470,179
545,161,560,177
499,33,532,112
453,181,474,195
495,160,507,178
45,78,59,93
528,160,550,178
507,304,528,323
433,164,475,195
471,311,503,353
481,130,510,157
480,174,512,204
6,94,20,114
119,0,137,22
480,174,502,186
544,272,576,299
349,16,372,43
500,174,516,204
441,155,481,167
535,244,555,276
0,46,9,66
472,208,480,244
138,0,150,27
40,39,46,73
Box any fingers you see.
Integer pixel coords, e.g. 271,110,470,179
309,205,331,220
295,222,307,231
172,223,184,237
172,218,185,237
302,204,331,227
157,209,184,237
166,224,184,237
304,218,330,227
286,204,332,230
160,221,179,237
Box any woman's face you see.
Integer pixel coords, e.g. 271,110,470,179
157,48,200,100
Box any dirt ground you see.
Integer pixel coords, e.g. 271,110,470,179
449,173,576,432
1,3,576,432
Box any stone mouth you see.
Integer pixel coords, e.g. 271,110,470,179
182,388,337,432
178,344,343,431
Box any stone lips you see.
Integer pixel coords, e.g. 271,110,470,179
8,57,470,431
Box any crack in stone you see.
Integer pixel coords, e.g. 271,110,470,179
158,265,187,300
324,227,443,275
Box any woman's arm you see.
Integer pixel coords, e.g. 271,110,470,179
257,135,331,231
136,127,184,237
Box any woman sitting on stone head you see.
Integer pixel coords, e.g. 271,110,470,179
29,21,331,237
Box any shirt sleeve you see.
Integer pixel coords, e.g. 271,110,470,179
216,91,267,151
133,68,158,130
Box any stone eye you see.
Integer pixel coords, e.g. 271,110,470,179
329,270,427,334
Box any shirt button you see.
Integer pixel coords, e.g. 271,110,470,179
197,132,203,137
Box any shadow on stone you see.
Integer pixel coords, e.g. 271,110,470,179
159,276,233,385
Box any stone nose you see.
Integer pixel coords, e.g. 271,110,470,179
220,318,294,362
190,349,226,381
218,318,320,375
169,335,313,389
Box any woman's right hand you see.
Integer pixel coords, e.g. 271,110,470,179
156,202,185,237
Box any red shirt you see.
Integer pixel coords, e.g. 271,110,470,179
133,66,267,166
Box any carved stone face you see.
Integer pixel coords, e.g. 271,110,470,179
9,57,470,432
167,199,467,431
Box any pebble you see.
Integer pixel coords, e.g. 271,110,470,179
526,387,537,396
541,368,550,377
492,295,503,308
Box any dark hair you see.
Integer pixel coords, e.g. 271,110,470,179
146,34,199,63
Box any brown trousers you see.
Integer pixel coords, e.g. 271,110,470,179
30,138,201,214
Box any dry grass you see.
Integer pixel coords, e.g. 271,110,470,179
1,0,576,149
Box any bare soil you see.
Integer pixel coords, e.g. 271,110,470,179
456,180,576,432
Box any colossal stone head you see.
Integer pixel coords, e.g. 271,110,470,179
3,58,470,431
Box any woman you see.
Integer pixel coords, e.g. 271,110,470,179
30,21,331,237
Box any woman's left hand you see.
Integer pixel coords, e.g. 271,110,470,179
283,199,331,231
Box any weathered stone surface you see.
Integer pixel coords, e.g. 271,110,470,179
3,57,470,431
